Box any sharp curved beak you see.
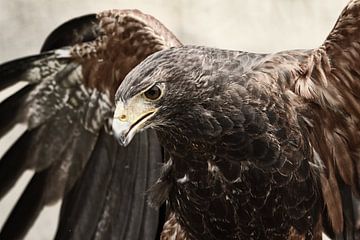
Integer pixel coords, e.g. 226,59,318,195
112,100,156,147
112,119,133,146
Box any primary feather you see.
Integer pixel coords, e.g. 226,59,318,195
0,9,181,239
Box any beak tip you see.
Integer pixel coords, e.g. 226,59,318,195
112,118,132,147
116,135,130,147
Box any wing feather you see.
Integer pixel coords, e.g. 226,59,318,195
242,0,360,236
72,9,181,97
0,9,181,239
54,130,162,240
290,0,360,235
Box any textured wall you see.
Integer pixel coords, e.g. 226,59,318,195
0,0,349,239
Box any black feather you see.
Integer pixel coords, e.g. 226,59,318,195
0,53,52,91
0,130,33,199
55,129,162,240
0,13,104,239
0,169,48,240
0,84,33,138
41,14,99,52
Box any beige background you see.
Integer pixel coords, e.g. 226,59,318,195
0,0,349,239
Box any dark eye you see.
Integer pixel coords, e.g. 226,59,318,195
144,85,161,100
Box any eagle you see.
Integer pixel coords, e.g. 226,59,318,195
0,10,181,239
112,1,360,239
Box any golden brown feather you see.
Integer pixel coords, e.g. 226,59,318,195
72,9,181,98
245,0,360,233
160,213,189,240
296,0,360,233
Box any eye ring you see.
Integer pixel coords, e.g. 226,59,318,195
143,85,162,101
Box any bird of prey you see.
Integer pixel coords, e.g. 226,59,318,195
0,10,181,239
112,0,360,239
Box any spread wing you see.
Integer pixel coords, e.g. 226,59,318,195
0,10,181,239
284,1,360,238
238,1,360,238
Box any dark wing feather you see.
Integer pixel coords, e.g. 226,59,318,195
41,14,99,52
0,53,55,139
55,129,162,240
0,50,110,240
0,9,181,239
0,52,75,199
0,168,50,240
282,0,360,238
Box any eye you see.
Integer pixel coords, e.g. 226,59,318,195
144,85,162,100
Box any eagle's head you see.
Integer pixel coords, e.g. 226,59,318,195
112,46,231,146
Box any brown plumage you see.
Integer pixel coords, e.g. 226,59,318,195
72,9,181,97
0,9,180,240
112,0,360,239
292,1,360,233
161,212,189,240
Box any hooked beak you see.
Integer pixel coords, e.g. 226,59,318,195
112,100,156,147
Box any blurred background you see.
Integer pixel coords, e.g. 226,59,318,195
0,0,349,239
